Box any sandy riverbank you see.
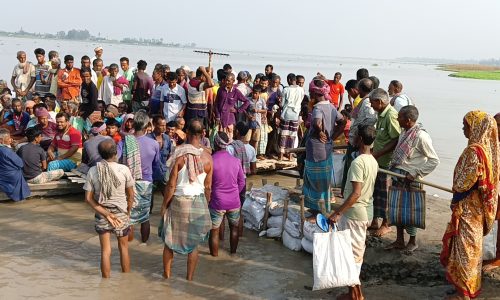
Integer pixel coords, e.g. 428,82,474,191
0,174,499,300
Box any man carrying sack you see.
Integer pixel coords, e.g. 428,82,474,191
385,105,440,252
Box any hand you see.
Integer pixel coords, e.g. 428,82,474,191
319,131,328,143
230,108,237,113
160,205,167,218
106,213,123,228
405,174,415,182
47,151,55,161
328,211,341,223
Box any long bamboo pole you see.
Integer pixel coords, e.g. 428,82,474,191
285,145,348,154
378,168,453,193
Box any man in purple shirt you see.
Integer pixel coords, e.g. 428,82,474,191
121,110,160,243
214,73,249,139
209,131,245,256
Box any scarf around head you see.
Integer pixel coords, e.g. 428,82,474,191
308,78,332,102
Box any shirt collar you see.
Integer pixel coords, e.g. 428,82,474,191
379,104,392,118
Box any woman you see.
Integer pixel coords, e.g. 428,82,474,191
208,132,245,256
120,113,135,136
441,111,499,299
302,78,345,213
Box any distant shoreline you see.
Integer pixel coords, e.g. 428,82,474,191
437,64,500,81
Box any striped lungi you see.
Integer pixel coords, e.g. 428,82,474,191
303,154,333,212
95,205,130,237
259,124,269,155
130,181,154,225
279,120,299,152
373,172,390,219
159,194,211,255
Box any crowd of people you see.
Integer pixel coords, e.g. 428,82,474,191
0,45,499,300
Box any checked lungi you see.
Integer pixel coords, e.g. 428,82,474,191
130,180,154,225
303,154,333,212
373,172,391,219
279,120,299,153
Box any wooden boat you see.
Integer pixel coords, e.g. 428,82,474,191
0,171,86,202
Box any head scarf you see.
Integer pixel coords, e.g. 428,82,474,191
214,132,230,150
454,111,499,233
121,113,134,134
91,123,106,135
106,105,119,117
35,107,50,117
308,78,331,101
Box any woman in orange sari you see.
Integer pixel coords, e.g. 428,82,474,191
441,111,499,299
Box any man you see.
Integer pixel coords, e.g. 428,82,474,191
166,121,177,148
3,98,30,139
11,51,36,100
91,58,105,90
120,57,134,103
264,64,274,77
265,74,283,158
57,55,82,102
356,68,369,81
279,73,304,160
131,60,154,112
345,79,359,108
228,121,257,175
385,105,439,252
81,55,91,69
185,66,215,126
33,48,51,98
0,128,30,201
84,139,134,278
388,80,413,112
106,118,122,144
99,64,129,106
17,127,64,184
146,115,172,199
160,119,213,281
215,73,249,138
160,72,187,123
329,125,379,300
320,72,344,109
121,111,160,243
81,121,112,171
91,46,103,65
150,68,166,115
368,88,401,237
32,107,57,150
47,112,83,171
342,78,376,196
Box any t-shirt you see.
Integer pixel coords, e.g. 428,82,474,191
5,112,30,130
17,143,46,180
83,135,111,167
209,151,246,211
326,80,344,108
83,162,135,213
306,101,343,162
342,154,379,222
249,97,266,126
161,84,187,122
136,135,160,182
227,143,257,163
281,85,305,121
391,94,413,112
353,95,362,108
34,63,51,97
51,126,83,164
373,105,401,168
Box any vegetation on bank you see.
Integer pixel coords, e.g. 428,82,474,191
437,64,500,81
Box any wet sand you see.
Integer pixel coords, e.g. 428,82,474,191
1,174,499,300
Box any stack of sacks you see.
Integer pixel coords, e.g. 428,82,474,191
282,205,306,251
242,185,288,231
301,220,323,254
266,202,284,238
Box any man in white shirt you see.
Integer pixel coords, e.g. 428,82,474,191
160,72,187,123
11,51,36,99
279,73,304,160
385,105,439,252
388,80,413,112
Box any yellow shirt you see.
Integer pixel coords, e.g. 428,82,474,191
353,95,362,108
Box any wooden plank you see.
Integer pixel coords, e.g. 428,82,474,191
277,170,300,178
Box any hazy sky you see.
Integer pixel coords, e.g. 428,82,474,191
2,0,499,60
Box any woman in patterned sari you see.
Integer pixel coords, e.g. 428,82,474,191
441,111,499,299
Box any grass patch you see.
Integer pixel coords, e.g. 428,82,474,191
437,64,500,80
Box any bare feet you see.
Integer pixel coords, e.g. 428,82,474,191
336,292,351,300
162,272,170,279
384,240,405,250
368,219,379,231
372,225,392,237
404,242,419,253
482,258,500,272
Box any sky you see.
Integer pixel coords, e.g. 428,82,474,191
1,0,499,60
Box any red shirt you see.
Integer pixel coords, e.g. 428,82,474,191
51,126,83,163
326,80,344,108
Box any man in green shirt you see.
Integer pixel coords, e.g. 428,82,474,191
120,57,134,104
329,124,378,300
368,88,401,237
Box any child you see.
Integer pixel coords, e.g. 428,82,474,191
247,86,266,155
17,127,64,184
105,118,122,144
340,108,352,145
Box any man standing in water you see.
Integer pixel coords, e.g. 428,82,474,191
369,88,401,237
160,119,213,281
84,139,134,278
214,73,249,138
